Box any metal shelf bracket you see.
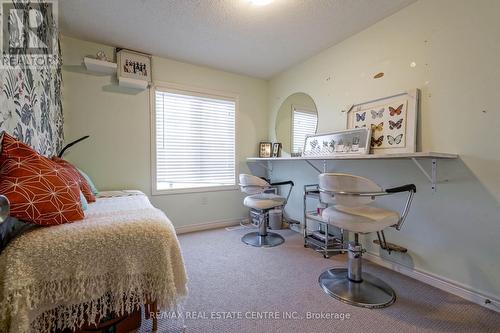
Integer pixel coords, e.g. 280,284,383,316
256,161,273,178
411,158,438,192
305,159,323,173
255,161,273,175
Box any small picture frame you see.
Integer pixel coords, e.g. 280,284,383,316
272,143,282,157
259,142,272,158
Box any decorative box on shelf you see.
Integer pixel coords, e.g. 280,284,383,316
116,49,151,90
302,128,372,157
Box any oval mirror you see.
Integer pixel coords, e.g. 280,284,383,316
275,93,318,155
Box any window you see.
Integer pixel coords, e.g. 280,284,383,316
153,86,236,193
292,107,317,153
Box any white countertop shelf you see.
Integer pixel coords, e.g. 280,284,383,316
247,152,458,192
247,152,458,161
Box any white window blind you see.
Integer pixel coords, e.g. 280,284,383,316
292,108,317,153
154,88,236,191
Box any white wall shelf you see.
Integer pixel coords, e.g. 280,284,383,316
83,57,117,74
118,77,149,90
247,152,458,192
247,152,457,161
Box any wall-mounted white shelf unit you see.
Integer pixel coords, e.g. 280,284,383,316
247,152,458,192
118,77,149,90
83,57,117,74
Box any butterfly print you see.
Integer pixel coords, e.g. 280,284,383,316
389,118,403,130
371,135,384,147
355,124,366,128
356,112,366,122
370,108,384,119
371,122,383,132
389,104,403,116
388,134,403,145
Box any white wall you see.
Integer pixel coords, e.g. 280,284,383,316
268,0,500,300
61,35,268,228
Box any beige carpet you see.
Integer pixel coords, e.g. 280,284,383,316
139,227,500,333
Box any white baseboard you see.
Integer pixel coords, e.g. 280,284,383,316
364,251,500,313
175,218,243,235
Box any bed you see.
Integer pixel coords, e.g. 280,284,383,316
0,191,188,333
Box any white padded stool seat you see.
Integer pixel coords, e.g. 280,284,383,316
322,205,399,234
243,193,286,210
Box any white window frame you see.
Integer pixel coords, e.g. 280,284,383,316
150,81,239,195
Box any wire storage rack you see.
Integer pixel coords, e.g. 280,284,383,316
303,184,344,258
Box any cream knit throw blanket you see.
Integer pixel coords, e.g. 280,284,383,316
0,192,188,333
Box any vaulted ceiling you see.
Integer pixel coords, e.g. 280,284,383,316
60,0,416,79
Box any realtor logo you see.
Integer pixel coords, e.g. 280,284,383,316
0,0,58,68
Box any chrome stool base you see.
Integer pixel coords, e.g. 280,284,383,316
242,232,285,247
318,268,396,308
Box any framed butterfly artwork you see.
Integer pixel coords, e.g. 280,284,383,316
345,89,419,154
302,128,372,157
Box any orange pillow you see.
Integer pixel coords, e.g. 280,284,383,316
52,157,96,202
0,133,84,225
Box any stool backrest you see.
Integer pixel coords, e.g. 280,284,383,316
239,174,270,194
319,173,382,207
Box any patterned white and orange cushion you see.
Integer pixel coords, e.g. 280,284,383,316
52,156,96,202
0,132,84,225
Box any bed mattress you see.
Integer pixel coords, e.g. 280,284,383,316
0,191,188,333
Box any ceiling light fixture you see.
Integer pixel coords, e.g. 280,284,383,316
249,0,273,6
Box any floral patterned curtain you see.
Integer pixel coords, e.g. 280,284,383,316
0,1,63,157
